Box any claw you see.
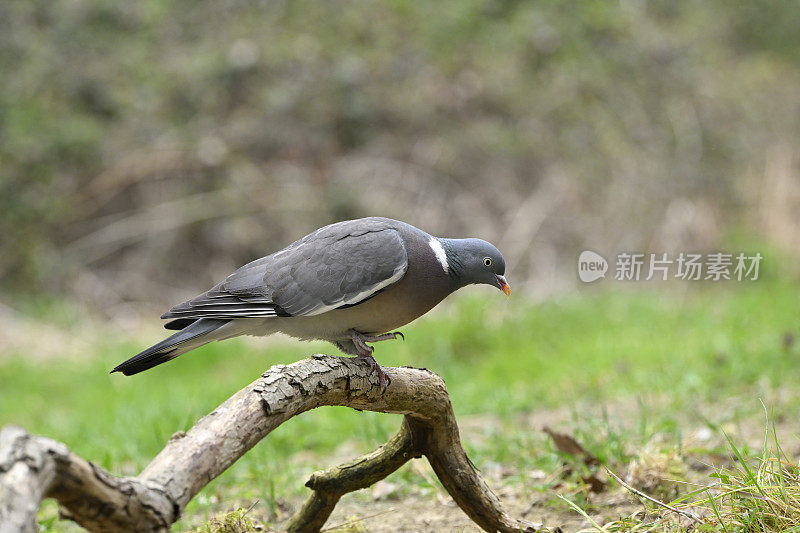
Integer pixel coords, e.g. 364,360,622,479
357,353,390,393
377,366,390,393
356,330,405,344
351,333,374,355
346,329,400,394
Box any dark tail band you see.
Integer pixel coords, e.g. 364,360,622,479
111,318,229,376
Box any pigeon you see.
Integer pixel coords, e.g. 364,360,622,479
112,217,510,390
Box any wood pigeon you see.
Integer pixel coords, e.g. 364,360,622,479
112,217,510,389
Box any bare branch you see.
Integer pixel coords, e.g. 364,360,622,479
0,355,544,532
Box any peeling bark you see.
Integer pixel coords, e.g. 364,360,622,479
0,355,543,532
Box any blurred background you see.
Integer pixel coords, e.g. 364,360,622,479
2,2,800,530
2,0,799,318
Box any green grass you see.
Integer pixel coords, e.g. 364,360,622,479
690,424,800,533
592,415,800,533
1,278,799,530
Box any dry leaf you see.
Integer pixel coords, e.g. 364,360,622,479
542,426,600,467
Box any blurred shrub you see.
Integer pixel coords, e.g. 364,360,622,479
1,0,799,310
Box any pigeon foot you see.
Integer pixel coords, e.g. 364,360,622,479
362,331,405,343
346,329,405,353
344,329,401,393
357,352,390,393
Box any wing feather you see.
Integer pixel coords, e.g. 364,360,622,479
161,219,408,323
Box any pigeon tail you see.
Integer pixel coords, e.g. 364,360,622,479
111,318,230,376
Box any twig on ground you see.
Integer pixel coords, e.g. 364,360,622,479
606,468,704,525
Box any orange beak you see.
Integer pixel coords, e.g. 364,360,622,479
497,275,511,297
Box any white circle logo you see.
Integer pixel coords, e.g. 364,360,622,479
578,251,608,283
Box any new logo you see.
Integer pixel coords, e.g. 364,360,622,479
578,251,608,283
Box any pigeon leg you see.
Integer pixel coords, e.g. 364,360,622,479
345,330,394,392
349,331,375,355
358,353,390,393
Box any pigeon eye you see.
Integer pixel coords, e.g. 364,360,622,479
483,257,492,267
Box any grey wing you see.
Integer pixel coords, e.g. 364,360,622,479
267,227,408,316
161,225,408,321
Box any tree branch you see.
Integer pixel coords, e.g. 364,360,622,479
0,355,543,532
285,419,418,532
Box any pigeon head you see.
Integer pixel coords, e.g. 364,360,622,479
437,238,510,295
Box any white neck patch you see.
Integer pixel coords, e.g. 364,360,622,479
428,238,449,273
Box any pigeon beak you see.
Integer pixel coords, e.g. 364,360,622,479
496,275,511,297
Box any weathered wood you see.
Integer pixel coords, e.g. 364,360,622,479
285,419,418,532
0,355,543,532
0,426,173,533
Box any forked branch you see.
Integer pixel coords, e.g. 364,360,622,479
0,355,542,532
